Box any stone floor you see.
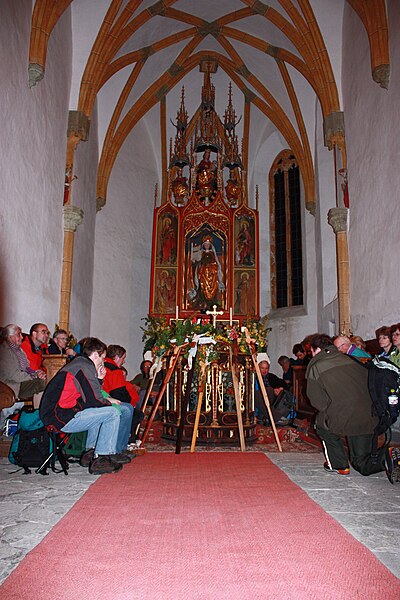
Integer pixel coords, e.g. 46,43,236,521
0,450,399,587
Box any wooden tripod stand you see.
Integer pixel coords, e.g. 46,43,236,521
244,328,282,452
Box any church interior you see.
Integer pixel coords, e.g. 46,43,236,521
1,1,400,597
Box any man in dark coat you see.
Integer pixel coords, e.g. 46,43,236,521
306,333,386,476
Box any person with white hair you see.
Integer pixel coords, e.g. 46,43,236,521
254,358,287,425
0,324,46,428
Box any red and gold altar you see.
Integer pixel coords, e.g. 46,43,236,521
148,63,260,444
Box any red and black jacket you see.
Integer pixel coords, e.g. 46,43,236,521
103,358,139,407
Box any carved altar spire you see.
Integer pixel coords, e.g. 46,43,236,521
223,83,243,170
170,86,189,168
195,65,221,153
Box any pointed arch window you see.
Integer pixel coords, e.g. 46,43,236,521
270,151,303,309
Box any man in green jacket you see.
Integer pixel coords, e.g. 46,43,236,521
306,333,386,477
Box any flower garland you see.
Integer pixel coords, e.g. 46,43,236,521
141,314,270,359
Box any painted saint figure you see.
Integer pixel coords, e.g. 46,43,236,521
188,235,225,308
159,216,176,265
234,271,255,315
235,219,253,265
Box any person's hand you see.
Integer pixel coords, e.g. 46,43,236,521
36,370,46,380
273,387,283,396
97,365,106,379
109,398,121,405
66,348,76,357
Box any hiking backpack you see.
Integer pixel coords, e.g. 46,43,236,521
8,409,52,474
366,356,400,460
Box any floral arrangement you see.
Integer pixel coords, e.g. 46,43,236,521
141,314,270,359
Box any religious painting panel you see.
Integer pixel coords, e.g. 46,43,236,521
234,214,255,267
153,267,177,314
156,212,178,267
234,270,256,316
183,225,227,311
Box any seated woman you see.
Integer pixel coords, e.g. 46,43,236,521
375,326,396,358
103,345,144,447
389,323,400,366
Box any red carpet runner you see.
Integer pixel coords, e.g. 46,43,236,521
1,453,399,600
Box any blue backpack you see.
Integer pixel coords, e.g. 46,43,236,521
8,409,52,474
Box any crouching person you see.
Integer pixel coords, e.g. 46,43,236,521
39,338,133,474
306,333,386,478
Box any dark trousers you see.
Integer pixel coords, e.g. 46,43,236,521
316,425,386,476
130,407,144,441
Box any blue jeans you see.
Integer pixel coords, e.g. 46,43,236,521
116,403,133,453
61,407,120,456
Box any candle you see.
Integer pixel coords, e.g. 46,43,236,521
229,307,233,326
175,305,179,320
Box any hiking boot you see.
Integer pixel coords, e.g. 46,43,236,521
385,447,400,484
110,452,132,464
80,448,95,468
323,462,350,475
89,456,123,474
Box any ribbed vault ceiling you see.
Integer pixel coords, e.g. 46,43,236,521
29,0,389,210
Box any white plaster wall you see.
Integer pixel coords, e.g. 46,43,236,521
253,129,319,371
0,1,72,332
91,116,158,376
342,2,400,339
69,103,100,340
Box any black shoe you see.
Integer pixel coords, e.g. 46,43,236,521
80,448,95,468
385,447,400,484
110,452,132,464
89,456,123,474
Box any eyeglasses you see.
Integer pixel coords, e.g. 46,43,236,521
38,329,50,334
392,332,400,337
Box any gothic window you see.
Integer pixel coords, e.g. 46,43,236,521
270,151,303,309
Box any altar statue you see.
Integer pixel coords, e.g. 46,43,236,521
188,235,225,308
196,149,217,200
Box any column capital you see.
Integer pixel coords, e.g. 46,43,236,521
324,111,345,150
68,111,90,142
96,197,106,212
63,205,84,232
28,63,45,88
328,207,348,233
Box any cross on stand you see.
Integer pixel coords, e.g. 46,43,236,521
206,304,223,327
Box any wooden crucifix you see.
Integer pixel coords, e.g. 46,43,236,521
206,304,223,327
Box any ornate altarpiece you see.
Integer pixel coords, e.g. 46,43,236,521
150,65,259,322
148,63,260,444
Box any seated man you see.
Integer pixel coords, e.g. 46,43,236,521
306,333,387,478
103,345,144,447
0,323,47,400
48,329,77,359
21,323,50,373
254,359,287,425
39,337,133,475
333,334,371,360
277,355,293,392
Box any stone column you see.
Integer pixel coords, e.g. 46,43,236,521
59,206,84,331
328,207,350,335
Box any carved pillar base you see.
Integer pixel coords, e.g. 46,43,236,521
328,208,350,335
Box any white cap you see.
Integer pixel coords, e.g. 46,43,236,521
257,352,270,364
143,350,153,362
